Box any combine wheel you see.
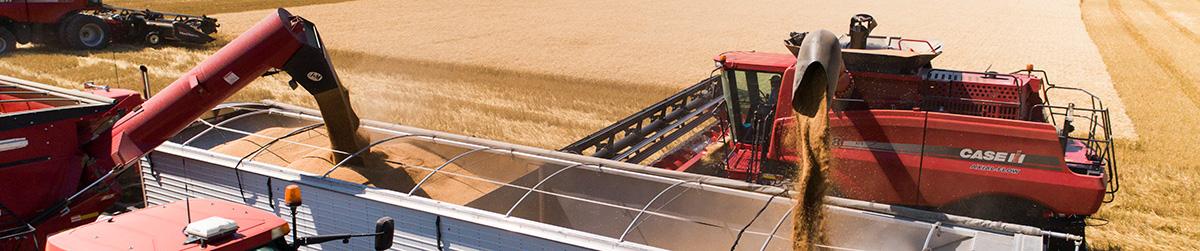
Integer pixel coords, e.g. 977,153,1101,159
59,14,112,50
144,32,163,46
0,27,14,55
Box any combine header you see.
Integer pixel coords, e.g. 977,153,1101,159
567,14,1118,247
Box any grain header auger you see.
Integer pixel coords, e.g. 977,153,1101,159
566,14,1117,247
0,0,219,54
0,8,366,249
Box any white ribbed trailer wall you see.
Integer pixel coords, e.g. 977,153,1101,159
141,146,653,251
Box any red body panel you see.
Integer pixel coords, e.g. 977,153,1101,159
920,112,1103,215
828,110,925,205
46,199,284,251
0,120,84,219
0,0,93,24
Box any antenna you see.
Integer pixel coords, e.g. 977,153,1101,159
183,158,193,223
112,50,119,85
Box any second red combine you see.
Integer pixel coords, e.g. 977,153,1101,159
564,14,1118,242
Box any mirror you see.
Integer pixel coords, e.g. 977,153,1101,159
374,217,394,251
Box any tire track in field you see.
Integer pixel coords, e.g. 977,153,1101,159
1138,0,1200,45
1109,0,1200,108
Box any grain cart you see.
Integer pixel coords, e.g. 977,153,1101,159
565,14,1116,246
0,0,217,54
46,188,395,251
137,99,1080,251
0,8,363,249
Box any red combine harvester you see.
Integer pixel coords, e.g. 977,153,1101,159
0,0,218,54
0,8,365,249
566,14,1118,239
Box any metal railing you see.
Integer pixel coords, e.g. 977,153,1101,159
1017,69,1119,202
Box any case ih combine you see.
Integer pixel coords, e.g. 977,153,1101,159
567,14,1118,241
0,8,363,249
0,0,218,54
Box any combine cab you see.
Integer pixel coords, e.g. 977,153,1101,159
567,14,1118,241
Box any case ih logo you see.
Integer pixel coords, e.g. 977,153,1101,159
959,148,1026,164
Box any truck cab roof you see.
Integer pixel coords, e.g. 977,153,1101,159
46,199,287,251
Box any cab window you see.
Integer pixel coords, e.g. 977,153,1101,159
721,70,783,142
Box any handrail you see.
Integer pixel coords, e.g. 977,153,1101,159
896,38,939,53
1020,69,1118,202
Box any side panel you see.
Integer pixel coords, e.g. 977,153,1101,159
0,120,82,220
0,1,28,23
827,110,925,205
141,152,593,251
22,1,87,24
919,112,1104,215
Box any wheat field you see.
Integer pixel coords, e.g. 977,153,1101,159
103,0,352,15
1,0,1195,249
1080,0,1200,249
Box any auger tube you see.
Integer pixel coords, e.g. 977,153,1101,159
88,8,367,173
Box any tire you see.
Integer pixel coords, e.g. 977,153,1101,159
59,14,112,50
144,32,162,46
0,27,15,55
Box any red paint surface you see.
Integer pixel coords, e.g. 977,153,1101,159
46,199,285,251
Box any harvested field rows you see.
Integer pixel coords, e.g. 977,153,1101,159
106,0,353,16
213,0,1138,138
1081,0,1200,249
